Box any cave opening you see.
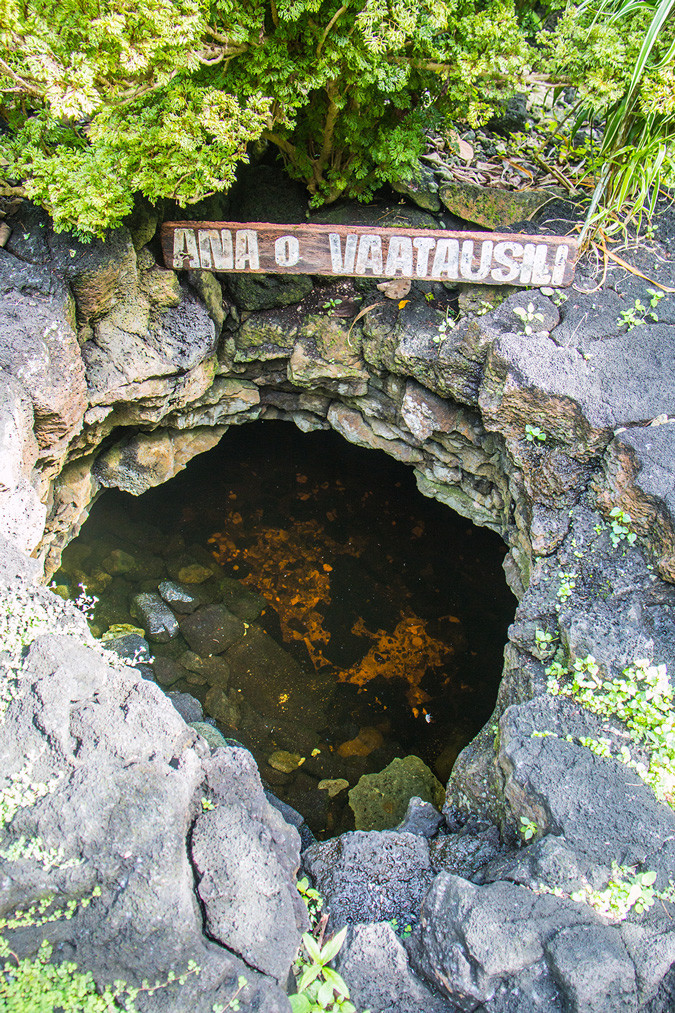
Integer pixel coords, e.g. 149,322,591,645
54,422,516,838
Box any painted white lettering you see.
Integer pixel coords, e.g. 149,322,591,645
519,243,537,284
235,229,260,270
275,235,300,267
551,245,570,287
530,244,553,286
413,237,436,277
431,239,459,280
329,233,358,273
198,229,233,270
384,236,413,276
173,228,199,269
460,240,493,282
491,241,523,283
355,235,383,275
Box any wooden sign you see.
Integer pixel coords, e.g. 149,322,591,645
162,220,578,287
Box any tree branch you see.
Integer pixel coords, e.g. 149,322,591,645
316,5,348,57
0,58,42,96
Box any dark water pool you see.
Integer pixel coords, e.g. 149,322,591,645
56,422,516,837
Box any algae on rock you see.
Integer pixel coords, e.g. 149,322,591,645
349,755,445,831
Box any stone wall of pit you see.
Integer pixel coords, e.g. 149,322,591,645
3,190,675,1012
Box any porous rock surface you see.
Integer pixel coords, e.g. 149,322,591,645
2,179,675,1011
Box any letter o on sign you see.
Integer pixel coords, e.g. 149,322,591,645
274,235,300,267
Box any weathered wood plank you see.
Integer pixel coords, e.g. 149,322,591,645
161,220,579,287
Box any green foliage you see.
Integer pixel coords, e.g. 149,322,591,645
519,816,538,841
0,0,535,234
525,424,546,444
432,308,456,344
607,506,637,548
292,878,368,1013
545,0,675,239
388,918,412,938
617,291,663,330
513,302,544,336
570,865,659,920
0,936,201,1013
533,628,556,661
532,862,673,921
547,655,675,806
556,570,576,602
213,975,249,1012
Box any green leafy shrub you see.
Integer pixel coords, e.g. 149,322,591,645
545,0,675,238
0,0,534,234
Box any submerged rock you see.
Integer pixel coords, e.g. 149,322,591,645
179,604,246,655
204,685,241,727
101,631,153,680
130,591,180,642
180,649,231,687
152,655,186,687
349,755,446,831
268,750,305,773
177,562,215,584
158,579,200,613
189,720,229,749
167,690,204,723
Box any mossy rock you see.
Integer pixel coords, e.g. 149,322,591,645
225,273,313,312
438,181,553,230
391,163,441,212
311,203,441,232
234,311,300,362
349,755,445,831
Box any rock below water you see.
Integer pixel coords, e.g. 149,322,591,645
130,591,180,642
179,604,246,655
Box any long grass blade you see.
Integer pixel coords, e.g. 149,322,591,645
626,0,675,101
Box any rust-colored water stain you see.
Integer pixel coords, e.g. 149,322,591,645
209,514,362,669
337,614,452,708
209,508,455,712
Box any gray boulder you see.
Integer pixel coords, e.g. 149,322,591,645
335,922,456,1013
303,831,434,931
191,748,308,982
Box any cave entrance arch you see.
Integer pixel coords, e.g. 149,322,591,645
55,420,516,838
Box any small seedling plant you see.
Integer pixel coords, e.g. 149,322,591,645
432,309,456,345
607,507,637,548
534,629,556,661
525,424,546,444
556,571,576,602
291,878,368,1013
388,918,413,938
513,302,545,335
617,290,663,331
519,816,538,842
